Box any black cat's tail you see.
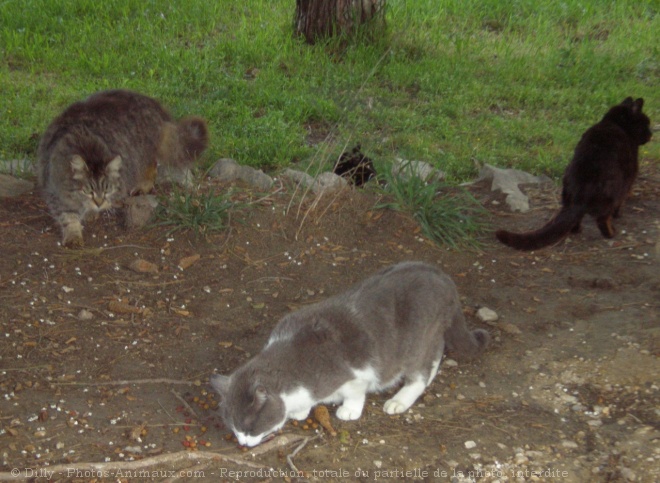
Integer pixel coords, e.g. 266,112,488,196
445,312,490,361
495,204,586,251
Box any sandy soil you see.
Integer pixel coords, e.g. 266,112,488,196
0,166,658,482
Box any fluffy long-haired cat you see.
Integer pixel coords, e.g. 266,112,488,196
210,262,490,447
37,89,208,247
496,97,652,251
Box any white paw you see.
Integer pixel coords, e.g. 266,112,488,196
289,408,310,421
383,398,410,415
336,405,362,421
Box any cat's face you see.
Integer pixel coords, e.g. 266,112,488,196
70,155,122,212
210,373,286,447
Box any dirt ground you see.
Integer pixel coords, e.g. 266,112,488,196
0,164,658,483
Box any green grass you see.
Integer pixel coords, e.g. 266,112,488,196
1,0,658,181
377,161,487,249
154,189,233,236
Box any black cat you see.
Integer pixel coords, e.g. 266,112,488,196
496,97,652,251
333,144,376,186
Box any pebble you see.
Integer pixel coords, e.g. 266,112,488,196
443,358,458,367
77,309,94,321
477,307,499,322
464,440,477,449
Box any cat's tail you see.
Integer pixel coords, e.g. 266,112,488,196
495,204,586,251
177,116,209,161
445,312,490,361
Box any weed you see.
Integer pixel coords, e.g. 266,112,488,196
377,162,487,249
154,188,233,236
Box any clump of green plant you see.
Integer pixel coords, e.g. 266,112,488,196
154,189,233,236
377,164,487,249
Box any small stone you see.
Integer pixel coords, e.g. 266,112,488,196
124,195,158,229
77,309,94,321
373,460,382,469
477,307,498,322
464,440,477,449
562,440,579,449
443,358,458,367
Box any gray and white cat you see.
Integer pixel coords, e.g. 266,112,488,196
210,261,490,447
37,89,208,247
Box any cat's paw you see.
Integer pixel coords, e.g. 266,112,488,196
383,398,411,415
62,233,84,248
336,405,362,421
289,409,310,421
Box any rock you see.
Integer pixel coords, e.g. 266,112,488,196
475,163,552,213
443,358,458,367
0,174,34,198
123,195,158,229
280,168,347,194
391,158,445,183
77,309,94,321
281,168,314,188
315,172,348,192
464,440,477,449
157,165,194,188
477,307,499,323
209,158,273,191
209,158,240,180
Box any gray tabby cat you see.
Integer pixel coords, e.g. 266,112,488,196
37,89,208,247
210,261,490,447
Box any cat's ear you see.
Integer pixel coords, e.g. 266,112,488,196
632,98,644,114
253,385,269,408
209,374,231,397
70,155,88,180
621,97,634,108
106,156,122,177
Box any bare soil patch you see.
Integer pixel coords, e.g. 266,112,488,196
1,166,658,482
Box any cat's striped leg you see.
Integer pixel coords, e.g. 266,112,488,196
383,375,426,415
59,212,84,247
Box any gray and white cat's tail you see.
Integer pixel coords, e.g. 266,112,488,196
445,312,490,360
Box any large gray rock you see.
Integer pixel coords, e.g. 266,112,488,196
209,158,273,192
0,174,34,197
280,168,348,194
476,164,552,212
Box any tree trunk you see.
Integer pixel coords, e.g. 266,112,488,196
295,0,386,44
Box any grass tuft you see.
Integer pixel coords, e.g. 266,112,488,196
154,188,233,236
377,163,487,249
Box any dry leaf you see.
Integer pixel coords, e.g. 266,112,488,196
313,405,337,436
498,322,522,335
178,254,201,270
129,259,159,274
108,301,142,314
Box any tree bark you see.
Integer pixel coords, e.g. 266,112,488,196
295,0,386,44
